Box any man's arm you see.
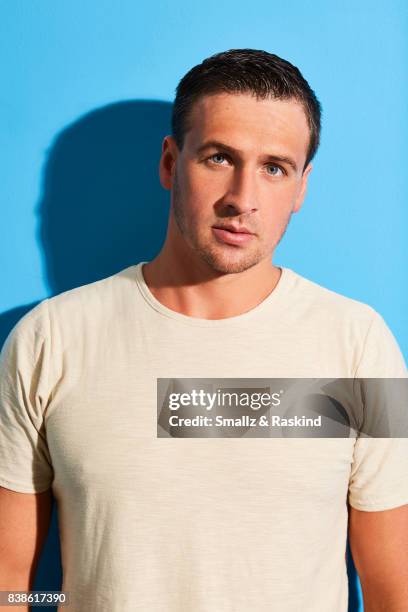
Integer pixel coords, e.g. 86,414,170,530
0,486,53,607
348,504,408,611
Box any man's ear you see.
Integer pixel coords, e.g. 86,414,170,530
292,162,313,213
159,135,179,190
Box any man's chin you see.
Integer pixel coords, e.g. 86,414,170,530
197,248,261,275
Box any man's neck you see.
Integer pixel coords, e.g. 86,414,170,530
141,253,282,320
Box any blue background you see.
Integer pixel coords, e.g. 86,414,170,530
1,2,407,610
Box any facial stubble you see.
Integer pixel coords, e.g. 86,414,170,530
171,168,292,274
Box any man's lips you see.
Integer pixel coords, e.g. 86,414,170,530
211,225,255,246
212,223,254,234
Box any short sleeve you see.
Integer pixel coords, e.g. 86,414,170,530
0,299,54,493
348,309,408,511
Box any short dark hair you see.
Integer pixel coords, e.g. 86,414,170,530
171,48,322,170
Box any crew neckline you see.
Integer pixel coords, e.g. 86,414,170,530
133,261,295,328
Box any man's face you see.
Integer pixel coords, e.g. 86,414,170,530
160,92,313,274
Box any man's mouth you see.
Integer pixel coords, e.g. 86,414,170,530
211,225,255,246
212,223,254,235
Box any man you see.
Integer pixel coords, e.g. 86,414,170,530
0,49,407,611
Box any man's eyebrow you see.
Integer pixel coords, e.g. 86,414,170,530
195,140,299,172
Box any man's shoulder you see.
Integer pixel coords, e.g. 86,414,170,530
46,264,138,313
286,267,378,325
7,264,139,343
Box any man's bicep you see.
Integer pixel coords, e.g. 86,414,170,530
348,438,408,511
348,504,408,604
0,486,53,585
0,301,54,495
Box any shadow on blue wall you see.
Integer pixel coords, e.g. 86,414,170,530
0,100,361,611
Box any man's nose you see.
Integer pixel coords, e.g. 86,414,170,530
222,167,258,216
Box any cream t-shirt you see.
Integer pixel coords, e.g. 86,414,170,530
0,262,407,612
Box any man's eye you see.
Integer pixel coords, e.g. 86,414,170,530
209,154,227,164
266,165,284,176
